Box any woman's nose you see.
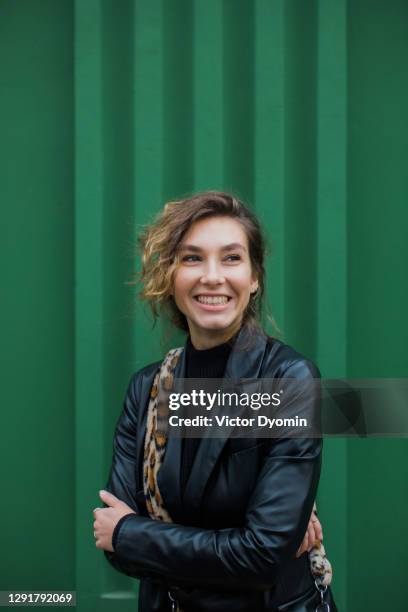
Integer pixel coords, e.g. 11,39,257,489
200,261,225,284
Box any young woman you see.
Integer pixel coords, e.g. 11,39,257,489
93,192,337,611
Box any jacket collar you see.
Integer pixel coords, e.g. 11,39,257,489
157,323,268,518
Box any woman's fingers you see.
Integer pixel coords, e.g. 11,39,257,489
296,511,325,558
99,489,119,507
307,522,316,549
312,513,323,541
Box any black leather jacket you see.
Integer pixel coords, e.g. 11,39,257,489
104,324,327,611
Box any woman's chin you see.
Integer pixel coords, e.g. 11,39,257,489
191,315,240,334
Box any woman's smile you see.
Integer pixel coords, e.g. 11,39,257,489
193,293,232,311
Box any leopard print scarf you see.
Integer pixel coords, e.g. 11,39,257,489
143,348,333,594
143,347,183,522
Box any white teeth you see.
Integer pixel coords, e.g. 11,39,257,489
196,296,229,305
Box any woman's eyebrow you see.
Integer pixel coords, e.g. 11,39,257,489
179,243,247,253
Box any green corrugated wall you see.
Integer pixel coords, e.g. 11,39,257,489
1,1,407,610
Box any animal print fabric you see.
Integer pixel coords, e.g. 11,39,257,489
143,347,183,522
142,348,332,592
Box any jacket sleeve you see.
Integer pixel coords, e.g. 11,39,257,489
103,370,149,578
108,358,322,590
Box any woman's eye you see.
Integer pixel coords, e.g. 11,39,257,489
181,254,241,263
182,255,201,262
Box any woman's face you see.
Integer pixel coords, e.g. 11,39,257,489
172,216,259,349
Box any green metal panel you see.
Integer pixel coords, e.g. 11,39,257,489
347,1,408,609
1,1,407,611
0,0,75,593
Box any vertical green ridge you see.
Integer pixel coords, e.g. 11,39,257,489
193,0,224,190
162,0,194,200
316,1,348,609
132,0,166,367
283,0,318,356
254,0,286,335
74,0,105,602
101,0,137,598
223,0,255,203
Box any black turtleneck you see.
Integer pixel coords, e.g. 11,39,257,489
181,334,237,495
185,335,235,378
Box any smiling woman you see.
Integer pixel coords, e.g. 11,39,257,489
137,192,266,344
95,192,337,612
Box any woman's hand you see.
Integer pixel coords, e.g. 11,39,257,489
296,504,323,558
93,490,137,552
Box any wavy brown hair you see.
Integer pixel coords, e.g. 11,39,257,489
136,191,268,334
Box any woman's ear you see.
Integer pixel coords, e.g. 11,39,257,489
251,279,259,294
